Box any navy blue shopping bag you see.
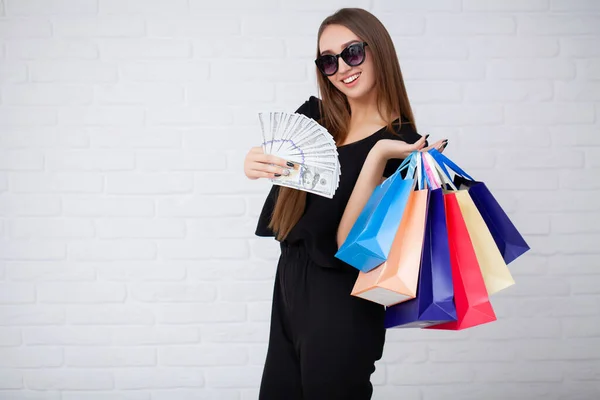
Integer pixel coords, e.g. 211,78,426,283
429,149,530,264
384,179,457,328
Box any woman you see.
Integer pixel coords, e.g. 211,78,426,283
243,8,447,400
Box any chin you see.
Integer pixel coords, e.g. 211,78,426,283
339,85,375,101
344,89,370,100
333,75,376,100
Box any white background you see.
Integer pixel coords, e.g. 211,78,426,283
0,0,599,399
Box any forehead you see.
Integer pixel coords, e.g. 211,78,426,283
318,24,361,54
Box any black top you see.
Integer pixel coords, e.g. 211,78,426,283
255,96,425,270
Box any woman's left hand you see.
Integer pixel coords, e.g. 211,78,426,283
420,138,448,153
372,135,448,162
372,135,427,161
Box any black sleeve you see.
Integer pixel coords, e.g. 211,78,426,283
383,158,403,179
294,95,322,120
254,96,321,238
382,119,427,178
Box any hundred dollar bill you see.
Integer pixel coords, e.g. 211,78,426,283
273,113,311,154
272,162,338,199
285,156,338,171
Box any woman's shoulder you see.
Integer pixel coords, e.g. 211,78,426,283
294,95,322,120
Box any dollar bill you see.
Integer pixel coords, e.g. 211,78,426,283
272,162,339,199
258,111,341,198
257,113,270,154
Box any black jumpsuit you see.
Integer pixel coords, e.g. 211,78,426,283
255,96,424,399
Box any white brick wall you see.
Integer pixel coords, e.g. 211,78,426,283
0,0,599,399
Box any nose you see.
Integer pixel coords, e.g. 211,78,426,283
336,57,352,76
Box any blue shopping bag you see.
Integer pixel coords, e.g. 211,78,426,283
429,149,530,264
384,158,457,328
335,152,418,273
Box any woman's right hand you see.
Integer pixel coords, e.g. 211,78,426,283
243,146,293,180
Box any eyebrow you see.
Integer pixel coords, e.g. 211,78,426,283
320,40,361,56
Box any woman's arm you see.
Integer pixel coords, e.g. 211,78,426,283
336,145,390,248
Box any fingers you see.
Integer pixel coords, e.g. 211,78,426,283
246,168,285,180
248,146,295,168
251,170,281,179
266,154,295,169
432,139,446,149
408,135,427,154
249,153,295,169
252,162,292,175
436,139,448,151
250,152,291,169
245,145,298,180
419,138,448,152
247,160,294,180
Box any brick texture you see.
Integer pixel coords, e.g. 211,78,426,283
0,0,599,399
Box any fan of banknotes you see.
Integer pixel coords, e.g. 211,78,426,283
258,111,341,199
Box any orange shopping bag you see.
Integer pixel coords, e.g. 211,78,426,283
351,153,429,306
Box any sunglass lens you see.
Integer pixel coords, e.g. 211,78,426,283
343,43,365,66
318,56,338,76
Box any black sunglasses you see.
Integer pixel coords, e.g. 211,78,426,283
315,42,369,77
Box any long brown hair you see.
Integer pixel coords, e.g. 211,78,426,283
269,7,417,241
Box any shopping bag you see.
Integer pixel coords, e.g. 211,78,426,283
455,190,515,294
425,152,516,294
428,192,496,330
384,185,457,328
422,153,496,330
335,152,418,273
430,149,530,264
351,153,429,306
455,175,530,264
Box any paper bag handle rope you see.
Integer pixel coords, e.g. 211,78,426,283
428,148,474,182
388,151,420,185
419,152,433,190
415,152,424,190
422,151,458,191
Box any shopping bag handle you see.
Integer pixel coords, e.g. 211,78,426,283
421,153,433,189
422,151,458,190
393,151,419,179
420,151,437,189
428,149,474,181
381,151,418,190
396,151,414,172
415,152,424,190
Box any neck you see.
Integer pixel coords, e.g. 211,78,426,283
347,89,396,125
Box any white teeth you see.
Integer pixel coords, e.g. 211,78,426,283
343,73,360,84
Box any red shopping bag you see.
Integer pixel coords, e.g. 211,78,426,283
427,192,496,330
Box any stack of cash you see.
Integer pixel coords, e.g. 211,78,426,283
258,111,341,199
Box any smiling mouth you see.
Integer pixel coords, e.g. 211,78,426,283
342,72,361,84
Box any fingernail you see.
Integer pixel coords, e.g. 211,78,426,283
274,174,281,177
425,134,430,139
286,161,295,168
